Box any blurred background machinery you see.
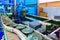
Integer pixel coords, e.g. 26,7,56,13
0,0,38,24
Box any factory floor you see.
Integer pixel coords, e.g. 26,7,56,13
7,31,20,40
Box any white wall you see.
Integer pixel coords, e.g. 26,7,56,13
43,7,60,19
39,0,60,3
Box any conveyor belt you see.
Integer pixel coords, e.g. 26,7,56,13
2,15,52,40
25,16,51,25
26,14,60,25
26,14,48,21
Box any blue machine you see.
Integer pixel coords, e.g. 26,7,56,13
25,0,38,15
16,0,38,23
16,0,26,23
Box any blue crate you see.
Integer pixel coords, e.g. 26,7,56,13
16,0,38,23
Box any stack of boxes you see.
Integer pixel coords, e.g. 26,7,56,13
39,7,48,18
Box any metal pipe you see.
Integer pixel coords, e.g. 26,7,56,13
14,0,16,18
50,28,60,35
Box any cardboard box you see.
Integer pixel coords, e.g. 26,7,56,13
39,7,43,12
39,12,48,18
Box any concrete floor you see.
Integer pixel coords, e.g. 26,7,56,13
7,31,20,40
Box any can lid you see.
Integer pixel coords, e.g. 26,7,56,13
16,25,26,29
22,28,33,34
28,33,42,40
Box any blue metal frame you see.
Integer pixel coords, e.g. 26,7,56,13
16,0,26,23
25,0,38,15
16,0,38,23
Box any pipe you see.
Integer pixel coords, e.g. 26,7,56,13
49,28,60,40
50,28,60,35
1,15,52,40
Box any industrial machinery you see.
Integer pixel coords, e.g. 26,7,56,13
0,0,60,40
1,15,52,40
24,14,60,38
49,28,60,40
25,0,38,15
13,0,38,24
